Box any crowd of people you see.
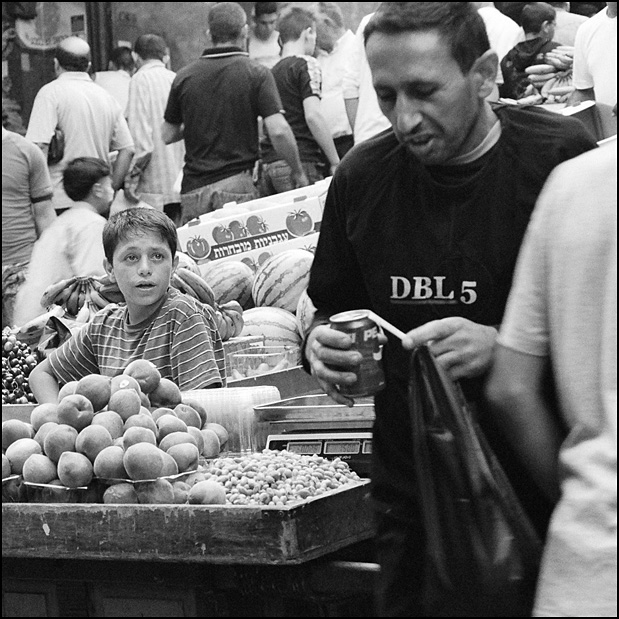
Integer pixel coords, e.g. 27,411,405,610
2,2,617,618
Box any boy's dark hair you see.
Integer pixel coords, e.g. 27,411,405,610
254,2,278,19
521,2,556,35
109,45,135,71
312,2,344,30
134,34,167,61
277,7,315,44
55,45,90,72
63,157,111,202
103,208,179,263
364,2,490,75
208,2,247,44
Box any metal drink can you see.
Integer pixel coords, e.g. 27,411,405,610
329,309,386,398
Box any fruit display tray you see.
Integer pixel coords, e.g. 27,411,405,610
2,479,373,565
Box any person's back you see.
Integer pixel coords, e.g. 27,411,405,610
26,37,134,213
548,2,588,46
126,35,184,210
487,141,617,617
500,2,561,99
93,45,135,113
572,2,617,106
14,158,114,327
2,125,55,328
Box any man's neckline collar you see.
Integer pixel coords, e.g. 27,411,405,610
201,46,248,57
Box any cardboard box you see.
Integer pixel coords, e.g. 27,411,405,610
177,181,329,270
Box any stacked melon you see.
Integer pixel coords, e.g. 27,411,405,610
2,362,230,504
200,250,317,374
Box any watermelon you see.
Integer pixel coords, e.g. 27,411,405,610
252,250,313,313
176,251,201,276
295,288,317,339
240,307,302,349
201,261,255,309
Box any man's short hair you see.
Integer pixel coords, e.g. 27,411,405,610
103,208,179,264
277,7,315,44
63,157,111,202
521,2,556,35
364,2,490,75
312,2,344,30
254,2,278,19
208,2,247,44
109,45,135,72
55,45,90,72
134,34,167,61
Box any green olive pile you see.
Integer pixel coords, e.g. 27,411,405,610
203,449,362,506
2,328,39,405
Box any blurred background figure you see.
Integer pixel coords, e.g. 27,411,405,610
2,108,55,329
248,1,281,69
125,34,184,213
571,1,617,106
93,45,136,114
475,2,522,100
547,2,588,45
25,37,134,215
14,158,113,327
342,12,390,145
312,2,356,162
486,140,617,618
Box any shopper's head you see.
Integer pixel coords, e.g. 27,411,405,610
311,2,345,54
55,36,91,72
208,2,247,45
364,2,497,166
63,157,113,210
521,2,556,38
109,45,135,72
133,34,168,62
277,6,316,54
253,2,279,41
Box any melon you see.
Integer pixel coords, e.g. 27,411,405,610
176,251,201,276
252,250,313,313
240,307,301,348
201,260,254,309
295,288,317,339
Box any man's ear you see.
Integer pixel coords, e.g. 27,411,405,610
103,257,116,283
472,49,498,99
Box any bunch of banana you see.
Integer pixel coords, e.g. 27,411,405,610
171,267,217,308
215,300,244,341
40,276,79,309
40,276,114,322
93,275,125,305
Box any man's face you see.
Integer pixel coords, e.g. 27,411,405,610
253,12,277,41
105,232,178,324
366,29,484,165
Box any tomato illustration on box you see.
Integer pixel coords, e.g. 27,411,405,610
177,194,323,266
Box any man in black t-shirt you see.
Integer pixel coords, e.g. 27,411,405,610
259,7,340,195
163,2,308,224
302,3,596,617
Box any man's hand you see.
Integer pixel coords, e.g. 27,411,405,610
305,324,363,406
402,317,498,380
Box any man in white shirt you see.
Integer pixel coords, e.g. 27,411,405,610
93,46,136,114
26,37,134,214
342,12,391,145
248,2,281,69
571,1,617,106
312,2,356,160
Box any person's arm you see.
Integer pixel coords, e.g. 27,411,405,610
32,199,56,237
29,358,61,404
344,98,359,133
33,142,49,158
303,96,340,175
567,87,595,106
162,121,184,145
485,345,563,503
263,113,309,188
111,146,135,192
402,318,498,380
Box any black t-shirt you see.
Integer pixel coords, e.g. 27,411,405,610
164,47,283,193
306,103,596,522
261,55,324,164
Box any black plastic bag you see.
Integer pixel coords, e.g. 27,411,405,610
408,345,542,617
47,127,64,164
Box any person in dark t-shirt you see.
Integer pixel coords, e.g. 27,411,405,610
163,2,308,224
302,3,596,617
259,6,340,195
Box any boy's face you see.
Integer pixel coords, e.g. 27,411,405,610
104,231,179,324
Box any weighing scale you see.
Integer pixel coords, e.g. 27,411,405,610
253,394,375,477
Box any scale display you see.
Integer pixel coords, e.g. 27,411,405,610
266,432,372,476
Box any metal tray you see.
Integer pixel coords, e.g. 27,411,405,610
254,394,375,422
